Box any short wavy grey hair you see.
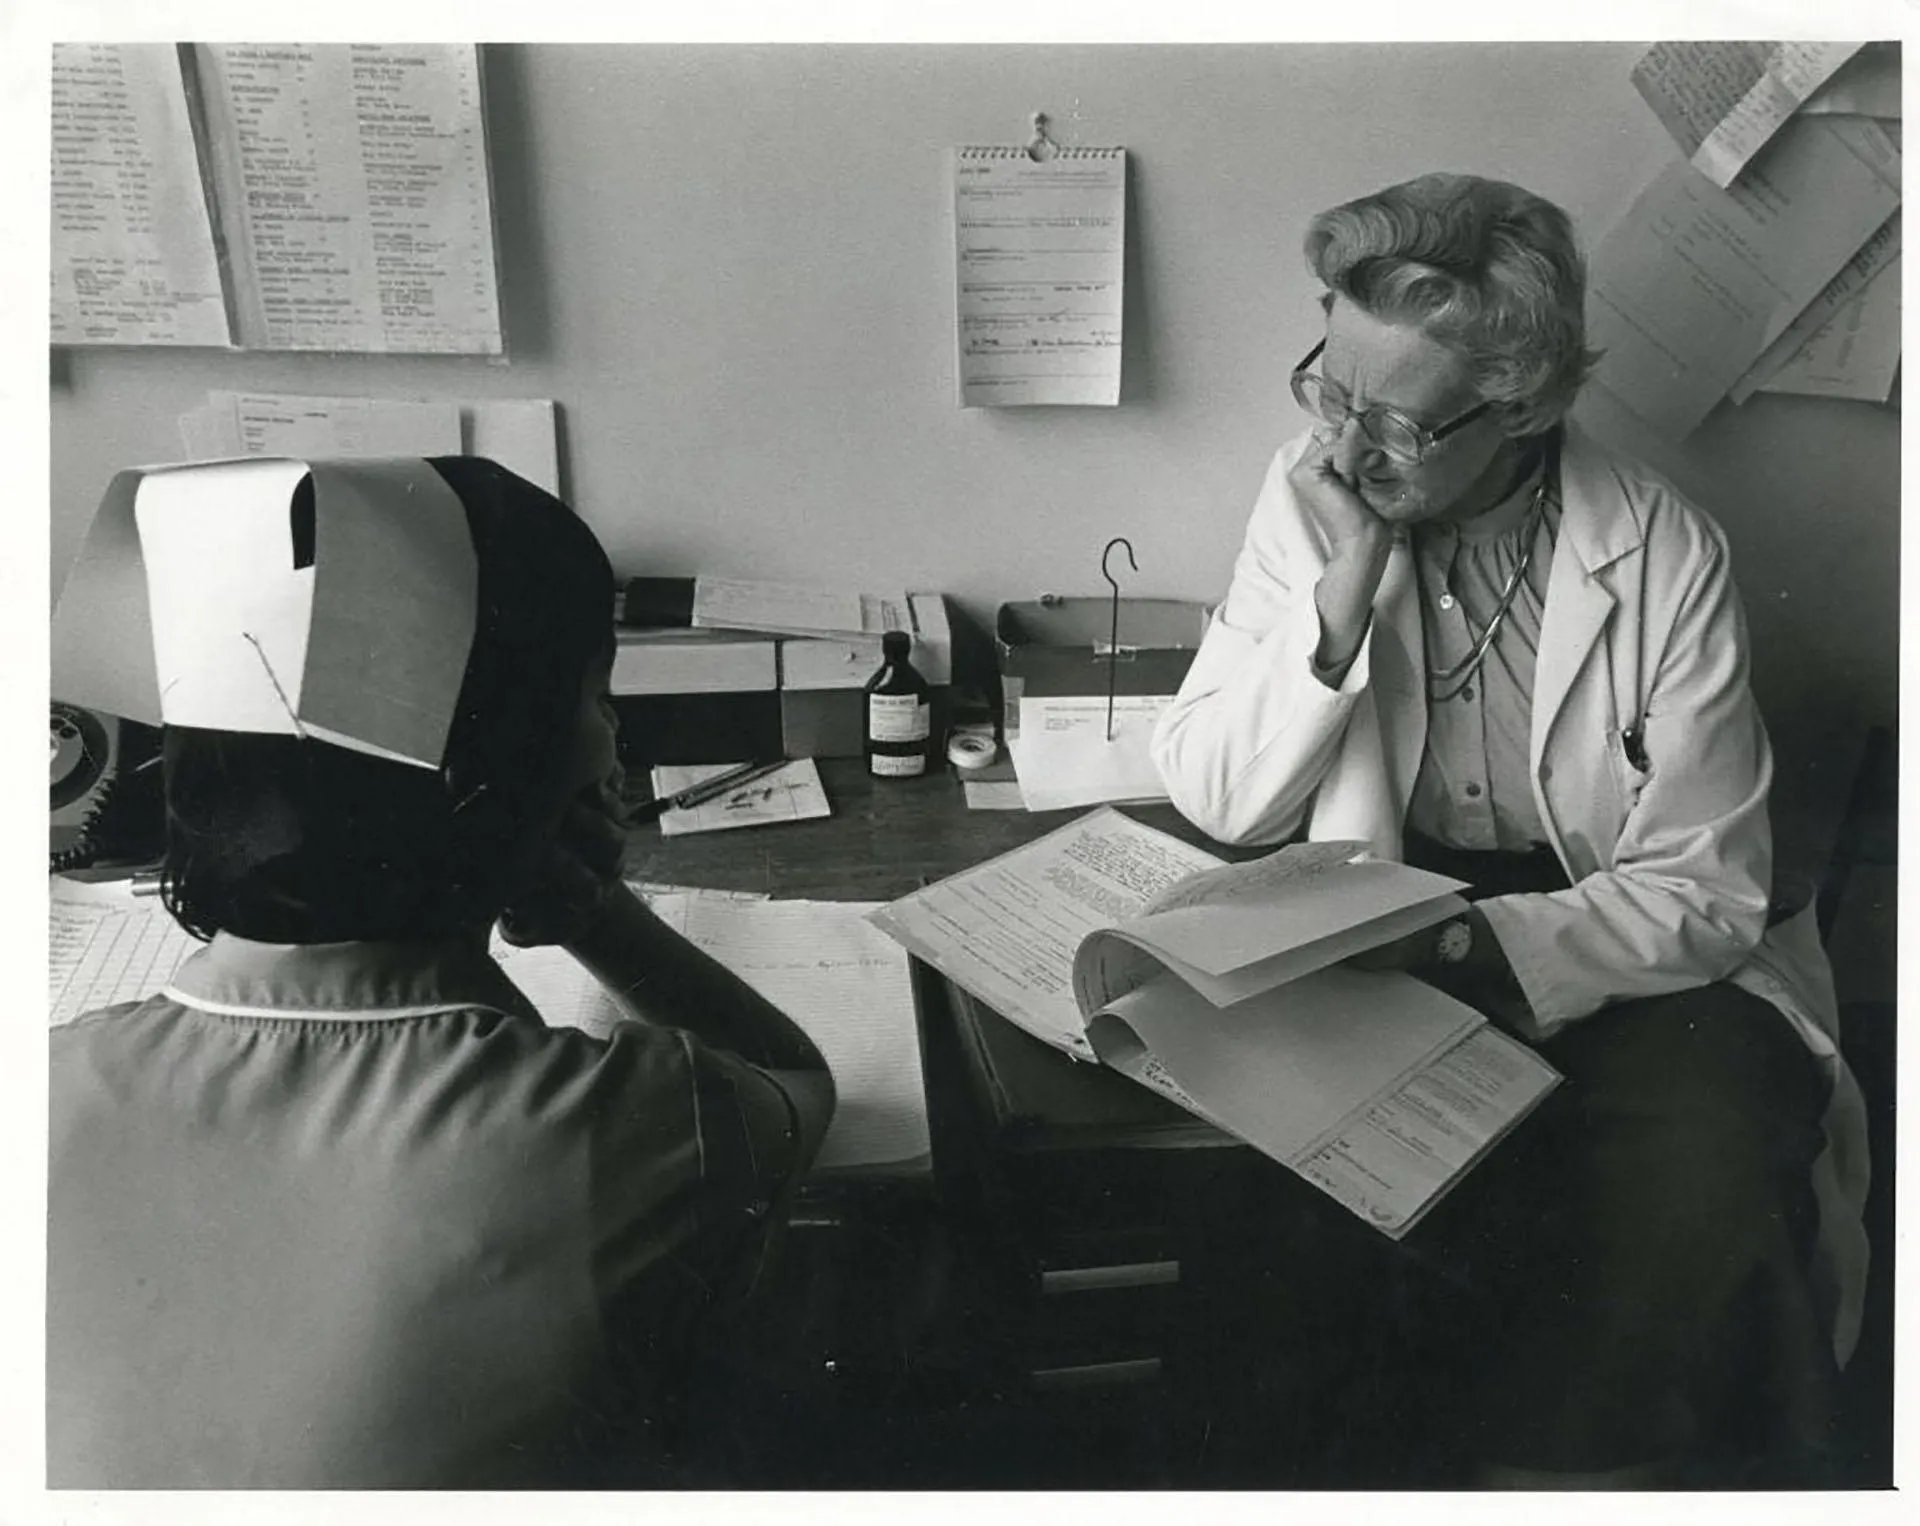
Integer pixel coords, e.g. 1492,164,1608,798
1303,173,1600,435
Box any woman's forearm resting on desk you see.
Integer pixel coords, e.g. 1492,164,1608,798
563,886,831,1075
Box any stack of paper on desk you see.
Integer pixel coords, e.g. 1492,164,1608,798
868,809,1559,1237
1005,694,1173,811
494,895,929,1175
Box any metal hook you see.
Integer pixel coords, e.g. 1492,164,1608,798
1101,537,1137,741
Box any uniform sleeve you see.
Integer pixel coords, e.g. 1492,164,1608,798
1151,435,1375,846
1477,515,1775,1037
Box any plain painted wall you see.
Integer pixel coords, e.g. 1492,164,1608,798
48,42,1899,867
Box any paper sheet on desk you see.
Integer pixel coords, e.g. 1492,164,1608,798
650,760,831,836
1585,114,1901,439
494,895,929,1174
1007,695,1172,811
49,878,202,1026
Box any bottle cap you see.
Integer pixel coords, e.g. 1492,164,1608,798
881,629,910,659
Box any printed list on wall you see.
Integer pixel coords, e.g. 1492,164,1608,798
951,147,1127,407
49,43,504,354
50,44,232,347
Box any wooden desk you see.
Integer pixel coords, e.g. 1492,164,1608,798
625,760,1429,1488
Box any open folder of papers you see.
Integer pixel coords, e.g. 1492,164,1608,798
867,808,1559,1237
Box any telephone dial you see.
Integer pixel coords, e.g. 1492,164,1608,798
50,702,164,872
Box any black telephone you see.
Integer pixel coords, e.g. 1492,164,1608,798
50,703,164,872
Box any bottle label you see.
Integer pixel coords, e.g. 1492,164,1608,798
869,694,929,743
870,751,926,778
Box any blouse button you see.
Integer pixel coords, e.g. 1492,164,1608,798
1459,685,1475,702
1438,592,1456,611
1465,783,1483,799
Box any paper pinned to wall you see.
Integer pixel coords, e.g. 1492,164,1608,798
1729,212,1901,404
1758,256,1902,402
193,43,503,353
952,146,1127,406
51,44,232,348
1800,42,1903,118
1585,115,1901,439
180,392,464,462
466,400,562,497
1630,41,1864,188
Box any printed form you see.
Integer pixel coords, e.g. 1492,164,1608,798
1007,694,1173,811
50,879,201,1027
953,149,1126,406
51,44,231,347
193,44,502,353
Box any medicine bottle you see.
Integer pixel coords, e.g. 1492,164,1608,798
865,630,930,778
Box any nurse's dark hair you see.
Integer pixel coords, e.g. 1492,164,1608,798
159,458,615,944
1304,172,1601,435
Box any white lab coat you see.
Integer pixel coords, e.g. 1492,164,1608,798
1152,424,1869,1366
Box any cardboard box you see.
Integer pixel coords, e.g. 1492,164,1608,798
779,594,952,759
995,598,1209,727
609,628,783,767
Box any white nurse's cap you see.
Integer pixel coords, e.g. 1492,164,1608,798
52,456,477,769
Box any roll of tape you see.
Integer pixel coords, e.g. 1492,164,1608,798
947,733,997,772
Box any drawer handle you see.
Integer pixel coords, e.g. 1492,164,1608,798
1040,1260,1180,1294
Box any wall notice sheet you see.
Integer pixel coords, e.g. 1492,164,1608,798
192,44,503,353
180,391,464,461
1585,114,1901,439
952,147,1127,406
1630,41,1863,189
51,44,232,348
1730,211,1902,404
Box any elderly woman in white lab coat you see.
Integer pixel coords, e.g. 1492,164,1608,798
1152,172,1867,1487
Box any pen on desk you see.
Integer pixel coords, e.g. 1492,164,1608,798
627,760,788,822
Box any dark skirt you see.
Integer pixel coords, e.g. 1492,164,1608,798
1396,833,1837,1474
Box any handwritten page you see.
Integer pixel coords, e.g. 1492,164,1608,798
193,44,502,353
1730,212,1901,403
51,44,231,348
1758,256,1902,402
952,147,1126,406
1586,115,1902,439
650,760,832,837
868,807,1221,1057
495,895,929,1174
1007,694,1172,811
181,391,463,462
49,879,201,1027
1631,41,1863,188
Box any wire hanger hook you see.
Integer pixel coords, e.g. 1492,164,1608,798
1101,537,1137,741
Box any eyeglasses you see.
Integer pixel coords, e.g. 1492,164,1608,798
1289,339,1493,465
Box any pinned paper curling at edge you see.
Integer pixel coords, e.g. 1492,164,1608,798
51,456,477,770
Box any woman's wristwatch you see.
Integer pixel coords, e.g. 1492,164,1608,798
1434,917,1474,968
